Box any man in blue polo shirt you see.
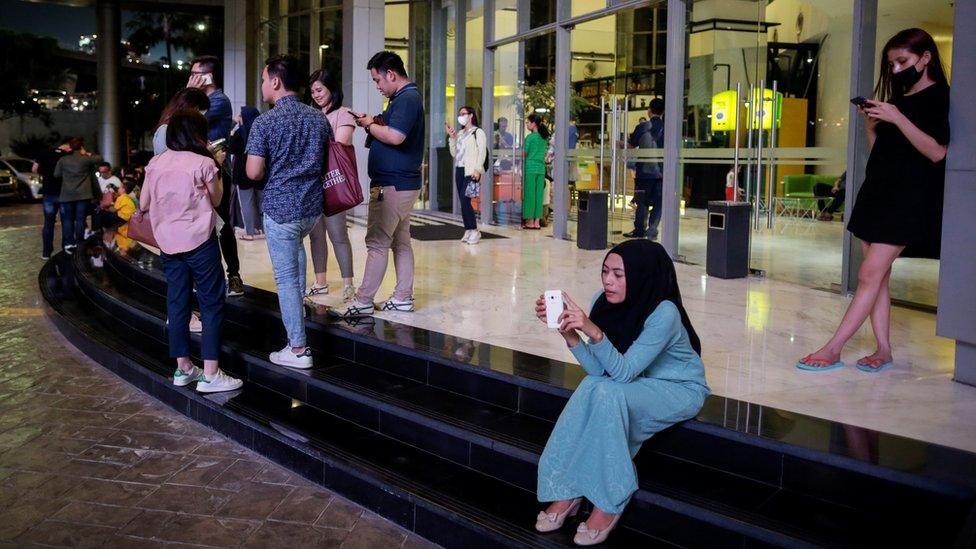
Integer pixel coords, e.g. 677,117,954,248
332,51,425,318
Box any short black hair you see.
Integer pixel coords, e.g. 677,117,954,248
649,97,665,115
265,55,305,93
191,55,221,87
98,162,111,169
366,51,408,79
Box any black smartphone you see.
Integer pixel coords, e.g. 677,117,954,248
850,96,868,109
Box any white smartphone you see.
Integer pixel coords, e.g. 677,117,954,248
545,290,565,329
200,73,214,86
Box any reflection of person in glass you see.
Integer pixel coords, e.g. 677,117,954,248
624,98,665,239
522,114,550,230
533,240,708,546
799,28,949,373
495,117,514,172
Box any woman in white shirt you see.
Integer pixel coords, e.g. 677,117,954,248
447,106,488,244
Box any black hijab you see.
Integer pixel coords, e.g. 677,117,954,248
589,240,701,356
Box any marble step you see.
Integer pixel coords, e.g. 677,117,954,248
47,254,672,549
88,246,976,547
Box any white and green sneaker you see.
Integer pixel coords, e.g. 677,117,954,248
196,369,243,393
173,365,203,387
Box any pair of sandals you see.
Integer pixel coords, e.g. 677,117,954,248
796,354,892,373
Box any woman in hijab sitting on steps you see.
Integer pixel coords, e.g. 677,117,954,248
532,239,709,546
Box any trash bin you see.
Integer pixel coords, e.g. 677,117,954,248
577,190,608,250
706,201,751,279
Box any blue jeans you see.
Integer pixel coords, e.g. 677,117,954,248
634,177,663,237
160,235,225,361
42,195,60,257
264,214,320,348
59,199,89,249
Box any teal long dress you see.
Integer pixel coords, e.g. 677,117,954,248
536,300,710,514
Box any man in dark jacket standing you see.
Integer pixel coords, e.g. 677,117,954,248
33,139,72,259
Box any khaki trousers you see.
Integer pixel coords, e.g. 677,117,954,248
355,186,420,303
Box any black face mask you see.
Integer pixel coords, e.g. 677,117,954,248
891,63,924,94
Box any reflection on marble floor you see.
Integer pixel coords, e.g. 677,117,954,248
235,213,975,454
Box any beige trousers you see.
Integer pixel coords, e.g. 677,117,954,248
355,186,420,303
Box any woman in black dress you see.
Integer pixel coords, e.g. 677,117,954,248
799,28,949,373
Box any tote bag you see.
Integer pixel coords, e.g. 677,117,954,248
323,140,364,217
127,210,158,248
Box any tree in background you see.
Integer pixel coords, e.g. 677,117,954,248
0,30,58,126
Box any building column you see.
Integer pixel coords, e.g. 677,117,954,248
95,0,121,164
343,0,385,214
551,0,570,240
223,0,248,113
841,0,877,294
660,0,687,258
939,1,976,386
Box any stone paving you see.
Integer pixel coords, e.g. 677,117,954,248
0,202,438,549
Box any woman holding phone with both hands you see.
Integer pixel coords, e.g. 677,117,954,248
798,28,950,373
532,240,709,546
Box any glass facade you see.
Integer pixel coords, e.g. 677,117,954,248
244,0,953,309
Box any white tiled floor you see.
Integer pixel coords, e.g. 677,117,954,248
234,212,976,454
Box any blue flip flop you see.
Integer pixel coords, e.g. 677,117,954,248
796,359,845,372
856,360,893,373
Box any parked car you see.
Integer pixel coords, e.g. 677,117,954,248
0,157,42,200
0,169,18,200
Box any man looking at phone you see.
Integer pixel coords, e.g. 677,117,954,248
188,54,244,296
330,51,424,318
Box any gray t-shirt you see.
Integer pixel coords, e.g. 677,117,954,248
153,125,168,156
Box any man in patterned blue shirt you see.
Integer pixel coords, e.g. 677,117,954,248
246,54,332,370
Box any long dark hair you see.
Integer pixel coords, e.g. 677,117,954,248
165,110,216,162
308,68,344,114
527,114,550,140
873,28,949,102
157,88,210,130
458,105,479,128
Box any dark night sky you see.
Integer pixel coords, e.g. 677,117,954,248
0,0,192,61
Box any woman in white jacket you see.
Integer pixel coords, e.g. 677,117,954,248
447,106,488,244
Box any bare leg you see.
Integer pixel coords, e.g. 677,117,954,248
801,242,903,366
584,506,617,530
861,265,893,364
202,359,219,377
545,499,576,515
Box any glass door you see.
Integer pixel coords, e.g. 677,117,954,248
566,4,667,243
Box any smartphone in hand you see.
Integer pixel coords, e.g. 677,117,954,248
850,96,868,109
545,290,565,329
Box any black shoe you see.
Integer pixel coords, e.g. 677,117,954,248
622,230,645,238
227,275,245,297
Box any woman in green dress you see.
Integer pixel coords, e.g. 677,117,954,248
532,239,709,546
522,114,549,229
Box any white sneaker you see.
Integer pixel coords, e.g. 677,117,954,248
381,297,415,312
461,230,472,243
173,365,203,387
167,313,202,334
196,369,243,393
341,285,356,302
306,284,329,297
466,231,482,245
328,301,375,318
269,345,313,369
